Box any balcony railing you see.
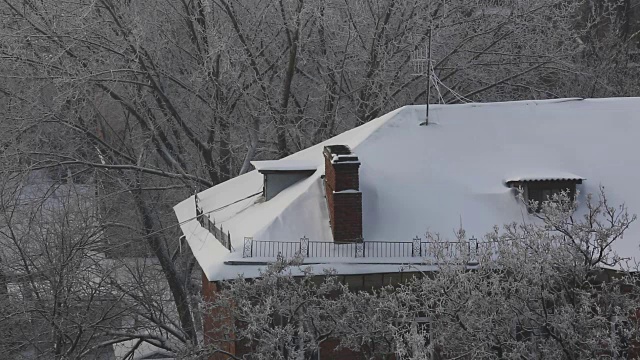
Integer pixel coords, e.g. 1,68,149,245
242,236,484,262
194,194,493,261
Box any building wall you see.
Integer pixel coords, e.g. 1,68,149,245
201,269,640,359
202,273,236,360
200,271,423,360
264,171,313,200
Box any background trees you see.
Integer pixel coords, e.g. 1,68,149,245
3,0,638,183
1,0,639,358
0,171,112,359
0,170,200,358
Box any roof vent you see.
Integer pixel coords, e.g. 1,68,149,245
252,160,317,201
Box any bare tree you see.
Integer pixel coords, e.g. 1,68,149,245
0,170,119,359
1,0,639,357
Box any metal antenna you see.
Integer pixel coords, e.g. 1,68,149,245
425,27,432,125
411,27,433,126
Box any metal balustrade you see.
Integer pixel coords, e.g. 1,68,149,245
193,194,501,262
195,194,232,251
241,236,486,262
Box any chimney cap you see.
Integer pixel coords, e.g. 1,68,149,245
324,145,352,155
324,145,360,164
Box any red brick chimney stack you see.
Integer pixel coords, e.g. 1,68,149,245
323,145,363,242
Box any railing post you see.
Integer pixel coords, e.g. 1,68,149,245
355,239,364,258
300,236,309,257
243,237,253,258
227,231,231,251
412,236,421,257
469,236,478,263
195,194,202,227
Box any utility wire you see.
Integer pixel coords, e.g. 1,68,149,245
140,190,263,239
432,71,472,103
430,62,445,104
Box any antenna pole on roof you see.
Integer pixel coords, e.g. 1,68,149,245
411,26,434,126
424,26,432,126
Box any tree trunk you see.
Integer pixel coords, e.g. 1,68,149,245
133,186,197,343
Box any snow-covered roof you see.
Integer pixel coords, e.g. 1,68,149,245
112,339,175,360
505,172,585,184
174,98,640,281
251,159,318,172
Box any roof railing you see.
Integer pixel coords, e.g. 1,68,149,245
195,194,232,251
241,236,485,262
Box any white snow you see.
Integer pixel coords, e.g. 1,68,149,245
505,172,585,183
331,160,361,165
174,98,640,281
113,338,175,360
330,154,360,164
251,159,318,171
334,189,361,194
201,262,443,282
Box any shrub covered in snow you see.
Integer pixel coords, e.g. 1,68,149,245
208,190,639,359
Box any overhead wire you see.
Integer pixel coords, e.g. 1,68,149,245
432,71,472,104
430,60,445,104
141,189,263,239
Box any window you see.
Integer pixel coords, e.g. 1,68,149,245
515,321,550,342
251,160,317,201
526,185,566,213
395,313,431,359
506,177,583,213
611,315,631,358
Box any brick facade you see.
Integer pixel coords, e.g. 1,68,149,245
202,269,639,359
201,274,236,360
324,160,359,192
201,271,412,360
323,145,363,242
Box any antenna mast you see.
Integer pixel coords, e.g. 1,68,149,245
425,26,432,126
412,26,433,126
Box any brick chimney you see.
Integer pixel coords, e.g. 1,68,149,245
323,145,362,242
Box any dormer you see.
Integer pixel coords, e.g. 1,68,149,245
505,173,585,213
251,160,317,200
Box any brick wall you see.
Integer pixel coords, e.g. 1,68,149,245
323,145,363,242
331,192,363,241
201,273,236,360
202,272,413,359
324,160,360,192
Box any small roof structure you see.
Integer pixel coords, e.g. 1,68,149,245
505,172,585,184
175,98,640,281
251,159,318,172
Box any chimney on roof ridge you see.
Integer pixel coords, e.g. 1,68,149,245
323,145,362,243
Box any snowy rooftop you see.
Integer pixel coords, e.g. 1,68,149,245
504,172,585,183
175,98,640,281
251,159,318,172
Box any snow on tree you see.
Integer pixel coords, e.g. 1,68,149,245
210,190,639,359
0,0,639,357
